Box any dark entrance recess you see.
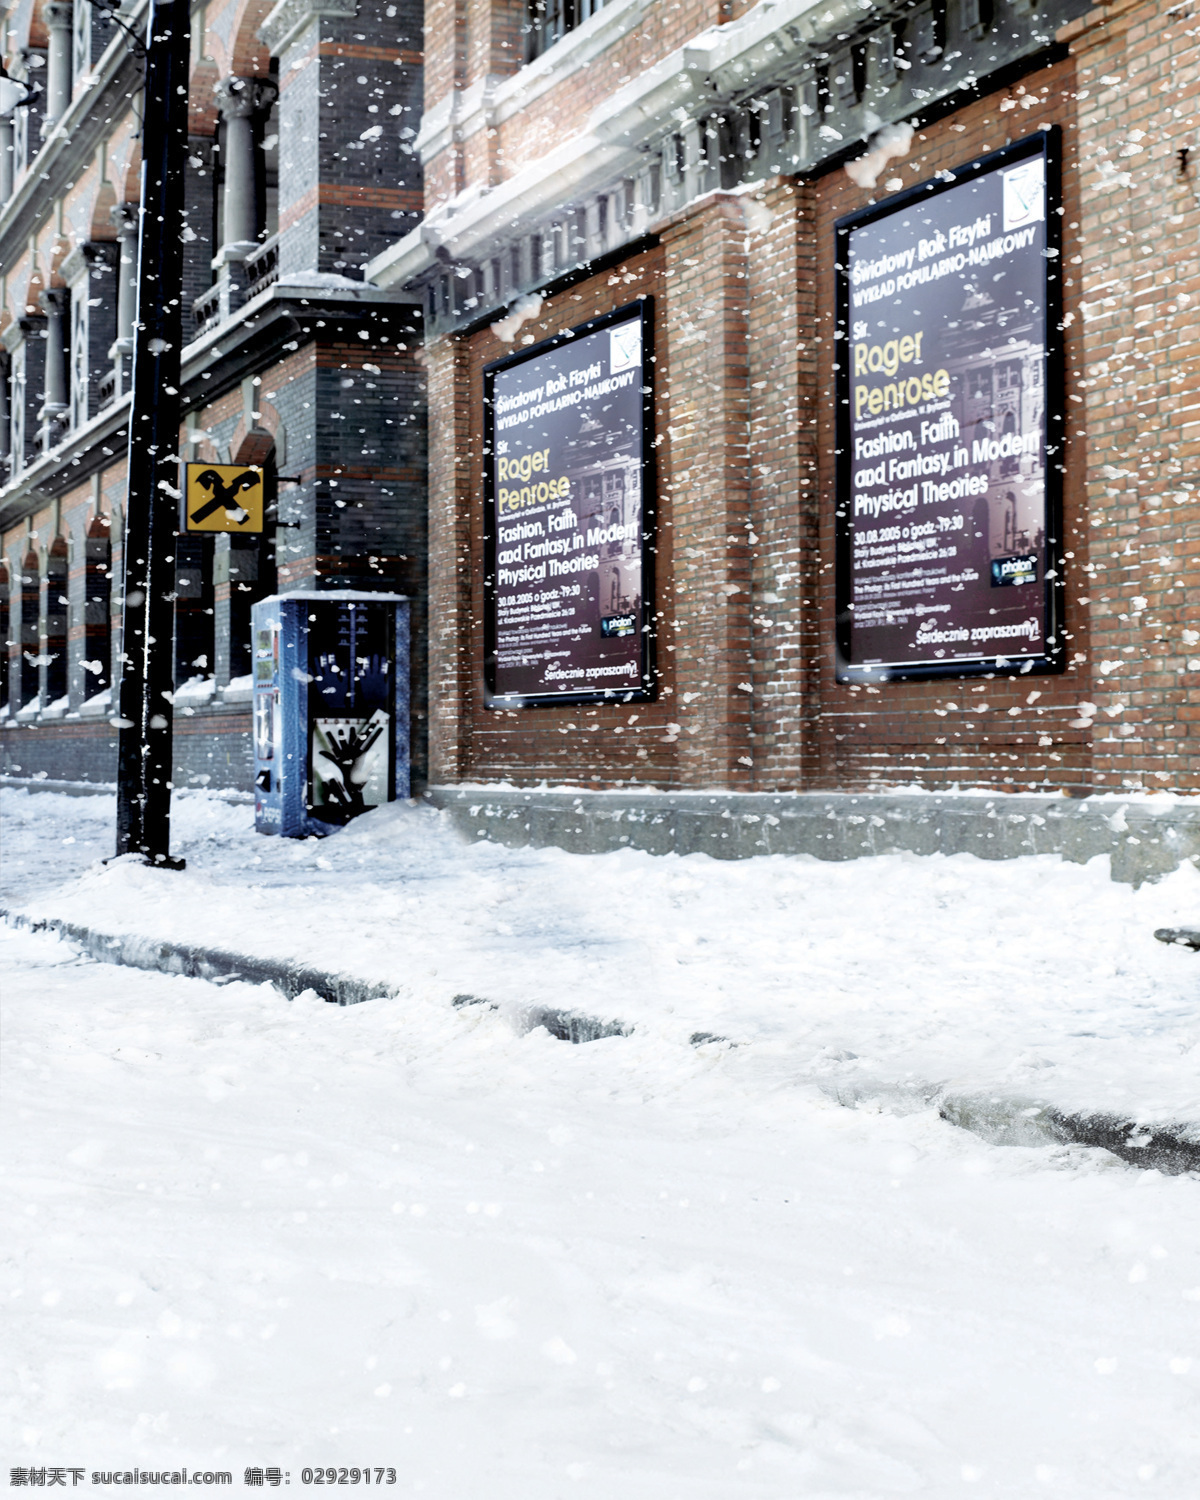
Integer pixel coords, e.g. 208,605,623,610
229,454,277,681
0,561,7,713
83,515,112,698
174,532,215,688
19,550,38,707
44,538,68,707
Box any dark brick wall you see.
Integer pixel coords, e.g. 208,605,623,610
275,0,424,281
312,333,428,782
0,719,118,785
0,0,430,802
0,704,253,790
184,136,218,332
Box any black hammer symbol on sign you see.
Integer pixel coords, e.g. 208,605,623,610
184,464,265,533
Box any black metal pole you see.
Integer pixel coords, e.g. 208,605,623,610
114,0,189,864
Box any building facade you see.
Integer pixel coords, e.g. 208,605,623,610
0,0,428,788
5,0,1200,816
368,0,1200,803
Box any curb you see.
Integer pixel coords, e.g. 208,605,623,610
933,1089,1200,1176
1154,925,1200,950
0,909,629,1038
5,907,1197,1174
0,907,393,1007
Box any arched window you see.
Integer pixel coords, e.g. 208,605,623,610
174,532,215,690
44,538,68,707
84,514,112,697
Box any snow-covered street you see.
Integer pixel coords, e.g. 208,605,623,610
3,787,1200,1494
5,786,1200,1124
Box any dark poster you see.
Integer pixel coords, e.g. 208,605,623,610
835,132,1063,681
483,301,655,705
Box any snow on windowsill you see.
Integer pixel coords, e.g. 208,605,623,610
77,688,112,719
174,676,218,708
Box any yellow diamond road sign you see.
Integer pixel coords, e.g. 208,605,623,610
184,463,265,533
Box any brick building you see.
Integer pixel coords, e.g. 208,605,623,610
6,0,1200,842
365,0,1200,822
0,0,427,788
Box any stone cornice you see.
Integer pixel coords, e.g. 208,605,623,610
373,0,869,292
258,0,358,56
367,0,1088,334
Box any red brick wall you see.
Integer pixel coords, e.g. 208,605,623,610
425,92,1097,793
426,331,475,782
428,244,690,787
425,1,1200,797
744,179,818,789
422,0,730,210
1063,0,1200,792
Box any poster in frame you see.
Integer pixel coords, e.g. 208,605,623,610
834,129,1065,683
482,299,657,708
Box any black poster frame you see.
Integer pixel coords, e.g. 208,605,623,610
481,298,657,709
834,129,1065,683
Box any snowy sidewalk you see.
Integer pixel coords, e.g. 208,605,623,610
4,787,1200,1495
3,785,1200,1134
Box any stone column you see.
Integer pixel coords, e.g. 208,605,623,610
0,115,13,202
213,77,274,264
43,2,74,128
3,322,26,473
110,203,138,396
39,287,70,449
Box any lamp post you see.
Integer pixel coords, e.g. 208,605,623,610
112,0,190,865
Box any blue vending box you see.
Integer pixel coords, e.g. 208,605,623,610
251,591,410,837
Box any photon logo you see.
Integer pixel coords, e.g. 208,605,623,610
991,553,1038,588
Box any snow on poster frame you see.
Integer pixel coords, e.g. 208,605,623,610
482,300,657,708
834,130,1066,683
